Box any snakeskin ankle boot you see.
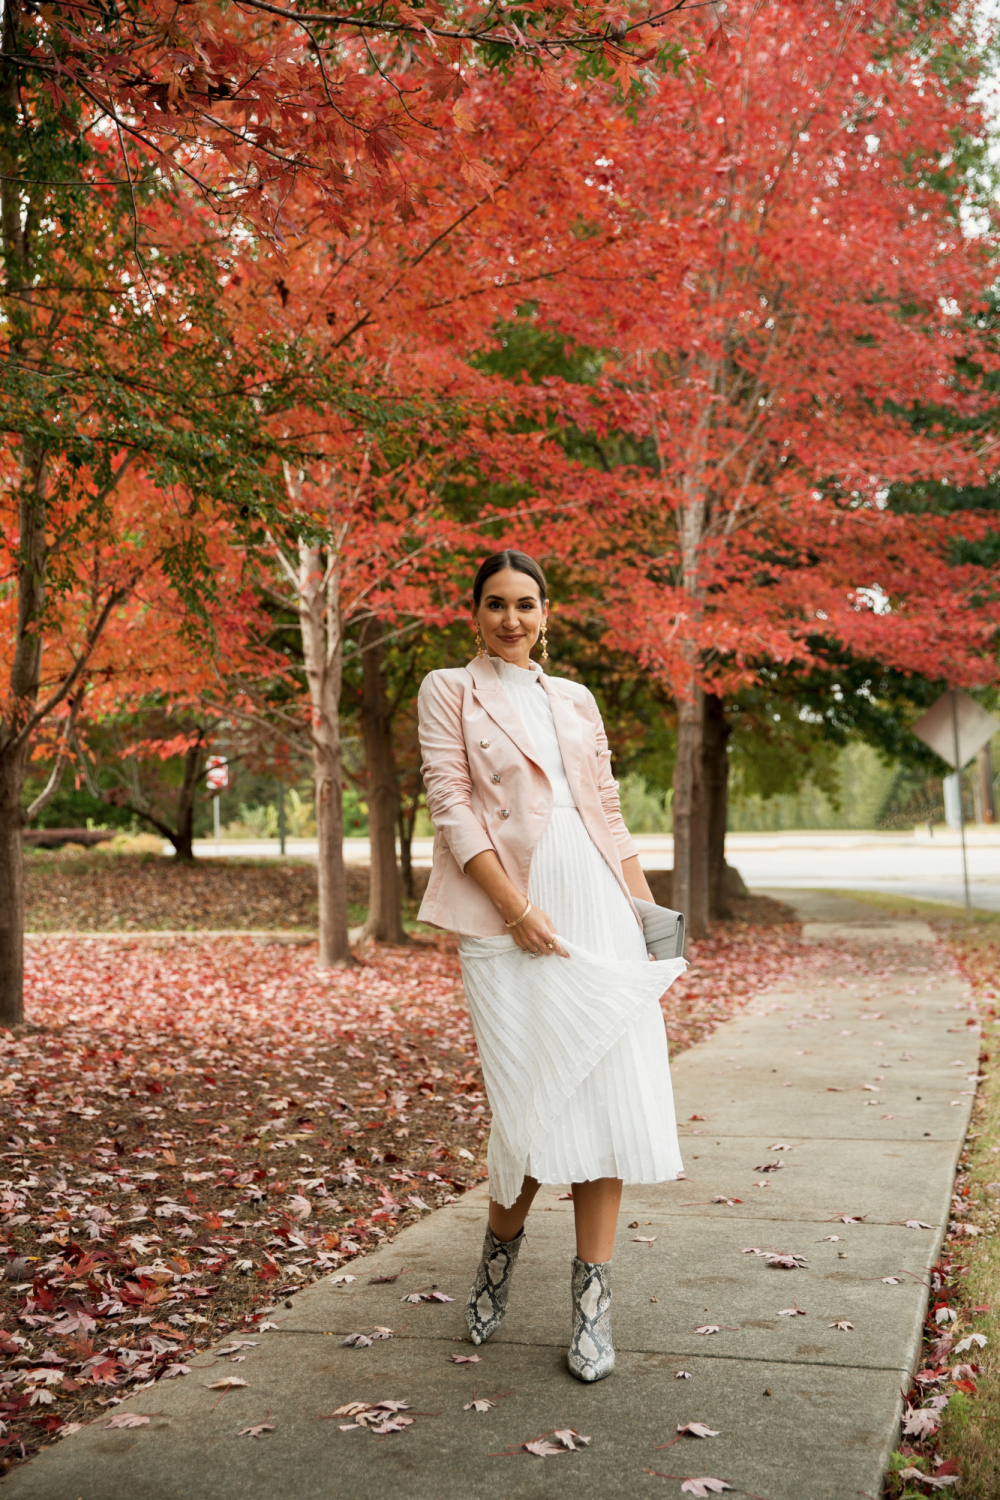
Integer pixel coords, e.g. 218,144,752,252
568,1256,615,1382
465,1225,524,1345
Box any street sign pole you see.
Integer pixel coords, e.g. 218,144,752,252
214,794,221,852
913,688,999,918
951,690,971,915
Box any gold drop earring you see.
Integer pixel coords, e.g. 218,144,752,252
474,622,486,658
540,620,549,665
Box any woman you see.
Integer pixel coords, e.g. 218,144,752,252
416,550,686,1383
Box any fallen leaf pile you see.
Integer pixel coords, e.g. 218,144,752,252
741,1248,808,1269
340,1327,393,1348
0,884,831,1475
766,1253,808,1270
0,937,477,1470
23,852,370,933
329,1398,414,1433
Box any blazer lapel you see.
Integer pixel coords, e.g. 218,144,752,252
465,657,544,771
540,674,584,797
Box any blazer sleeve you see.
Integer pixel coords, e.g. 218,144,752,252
585,689,639,864
418,671,496,872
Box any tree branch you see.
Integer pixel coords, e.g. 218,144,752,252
23,690,85,822
13,579,135,750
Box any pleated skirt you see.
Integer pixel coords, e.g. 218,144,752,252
459,807,686,1209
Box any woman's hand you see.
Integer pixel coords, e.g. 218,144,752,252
508,903,569,959
463,850,568,957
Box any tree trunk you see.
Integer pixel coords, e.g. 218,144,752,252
101,734,207,860
397,777,421,902
0,746,28,1027
703,691,731,920
670,420,712,945
0,11,130,1020
359,618,405,943
0,452,47,1027
0,20,41,1026
171,738,206,861
978,744,995,825
671,683,708,941
297,541,352,966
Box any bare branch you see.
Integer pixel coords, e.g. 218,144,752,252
23,691,85,822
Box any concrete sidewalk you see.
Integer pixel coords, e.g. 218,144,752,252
3,894,980,1500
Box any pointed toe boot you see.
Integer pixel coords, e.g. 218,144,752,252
465,1225,524,1345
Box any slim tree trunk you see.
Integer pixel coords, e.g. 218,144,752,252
672,684,708,941
101,732,207,859
0,8,132,1021
0,745,29,1027
397,775,421,902
359,618,405,943
0,450,47,1026
0,450,49,1025
171,739,206,861
704,691,731,920
296,541,352,966
0,18,41,1026
669,412,713,944
978,744,995,825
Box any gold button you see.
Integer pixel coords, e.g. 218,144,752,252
492,773,500,783
480,739,490,748
500,809,509,819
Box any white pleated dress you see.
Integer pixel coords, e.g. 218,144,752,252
459,657,686,1209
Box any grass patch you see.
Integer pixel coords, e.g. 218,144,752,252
878,899,1000,1500
833,888,1000,929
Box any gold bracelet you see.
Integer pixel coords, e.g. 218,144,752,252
505,900,533,929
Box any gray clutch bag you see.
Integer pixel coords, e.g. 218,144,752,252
632,897,686,960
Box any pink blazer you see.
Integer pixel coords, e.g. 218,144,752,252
417,656,640,936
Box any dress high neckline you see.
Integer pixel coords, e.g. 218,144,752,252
489,655,541,685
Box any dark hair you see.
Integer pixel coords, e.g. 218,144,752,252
472,550,548,607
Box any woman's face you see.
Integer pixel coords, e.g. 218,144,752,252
473,567,548,667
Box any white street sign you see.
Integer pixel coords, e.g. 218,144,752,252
912,691,999,771
206,756,229,792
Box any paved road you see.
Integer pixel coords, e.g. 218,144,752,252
6,893,977,1500
188,829,1000,911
